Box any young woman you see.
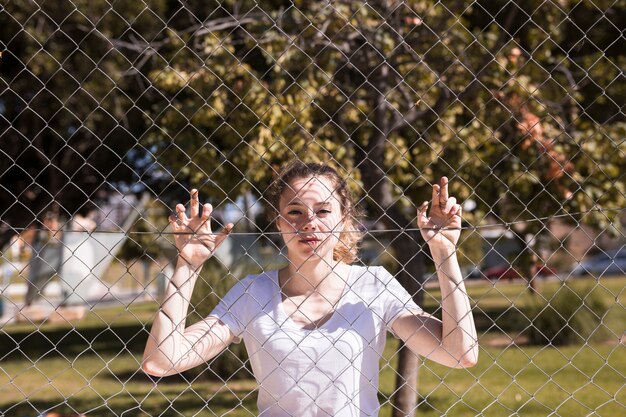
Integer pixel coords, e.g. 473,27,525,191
142,161,478,416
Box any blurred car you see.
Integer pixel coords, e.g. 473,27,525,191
483,264,522,280
482,263,557,281
570,246,626,277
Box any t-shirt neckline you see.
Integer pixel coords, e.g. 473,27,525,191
271,264,355,332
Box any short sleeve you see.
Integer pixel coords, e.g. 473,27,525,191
209,278,251,343
375,267,422,337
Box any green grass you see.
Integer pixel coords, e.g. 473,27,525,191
1,277,624,416
424,275,626,311
424,276,626,343
1,343,623,416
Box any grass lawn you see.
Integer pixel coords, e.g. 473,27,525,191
1,343,623,416
1,277,624,416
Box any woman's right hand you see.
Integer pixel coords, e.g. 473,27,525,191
169,189,233,269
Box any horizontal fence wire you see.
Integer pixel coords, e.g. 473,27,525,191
4,203,626,235
1,1,625,417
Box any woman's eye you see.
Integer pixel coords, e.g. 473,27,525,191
288,210,302,215
318,209,332,215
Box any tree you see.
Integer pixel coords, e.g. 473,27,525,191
0,0,168,248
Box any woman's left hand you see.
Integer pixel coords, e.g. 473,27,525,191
417,177,462,249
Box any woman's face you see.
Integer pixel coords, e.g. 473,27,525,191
277,175,345,264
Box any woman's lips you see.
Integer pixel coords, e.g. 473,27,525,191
300,236,321,244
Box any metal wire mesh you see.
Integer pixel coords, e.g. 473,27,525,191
1,0,625,416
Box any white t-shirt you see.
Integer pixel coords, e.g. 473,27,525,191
209,264,421,417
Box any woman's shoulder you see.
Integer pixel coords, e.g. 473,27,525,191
351,263,391,276
232,269,278,295
350,264,394,287
349,264,416,309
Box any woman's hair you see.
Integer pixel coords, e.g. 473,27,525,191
265,160,363,264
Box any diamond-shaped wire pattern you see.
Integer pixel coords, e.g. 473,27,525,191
1,1,625,416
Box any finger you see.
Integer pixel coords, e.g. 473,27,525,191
447,203,462,222
417,201,429,225
168,214,180,230
176,204,187,222
431,183,440,204
190,189,199,217
445,196,457,214
215,223,234,247
440,176,449,202
220,222,234,236
201,203,213,222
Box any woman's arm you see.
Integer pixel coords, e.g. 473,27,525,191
142,190,234,377
142,261,236,376
392,177,478,368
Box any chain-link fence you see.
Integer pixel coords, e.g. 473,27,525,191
1,0,625,416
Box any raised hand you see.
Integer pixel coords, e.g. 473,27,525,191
417,177,462,249
169,189,233,268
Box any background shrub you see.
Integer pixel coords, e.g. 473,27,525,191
526,284,610,346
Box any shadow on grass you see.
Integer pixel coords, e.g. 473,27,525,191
104,368,190,384
473,306,530,333
0,323,149,360
0,385,259,417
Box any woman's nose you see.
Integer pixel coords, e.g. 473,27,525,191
301,212,317,230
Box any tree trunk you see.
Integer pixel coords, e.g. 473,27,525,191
393,345,420,415
359,86,426,415
389,232,424,417
512,229,539,296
